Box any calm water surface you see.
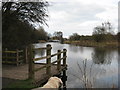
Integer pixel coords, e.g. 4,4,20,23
34,42,118,88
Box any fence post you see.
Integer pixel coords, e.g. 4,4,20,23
46,44,52,75
57,50,61,71
63,49,67,67
16,49,19,66
28,44,34,80
25,47,28,63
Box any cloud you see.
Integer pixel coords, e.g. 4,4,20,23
44,0,118,37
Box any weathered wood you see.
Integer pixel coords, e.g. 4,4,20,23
2,61,17,64
57,50,61,71
63,49,67,67
27,44,67,81
2,57,16,59
33,47,47,51
33,56,47,61
46,44,52,75
3,44,68,85
2,48,24,65
24,47,28,63
28,45,35,80
51,53,58,57
34,51,62,61
5,48,8,62
18,50,23,53
16,49,19,66
51,60,58,64
3,50,17,53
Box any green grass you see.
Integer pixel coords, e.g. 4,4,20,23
4,79,36,89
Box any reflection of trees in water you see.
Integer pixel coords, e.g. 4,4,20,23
68,45,80,53
35,49,45,56
118,48,120,59
92,48,112,64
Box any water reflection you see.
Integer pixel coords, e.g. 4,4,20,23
92,48,112,64
68,45,80,53
34,42,118,88
35,49,45,57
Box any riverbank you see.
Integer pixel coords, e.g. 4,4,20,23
64,40,119,48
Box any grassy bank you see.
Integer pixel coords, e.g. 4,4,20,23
64,40,119,48
3,79,37,89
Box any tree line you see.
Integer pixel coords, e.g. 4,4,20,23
2,1,119,49
69,22,119,42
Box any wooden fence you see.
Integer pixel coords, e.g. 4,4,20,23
28,44,67,80
2,49,24,66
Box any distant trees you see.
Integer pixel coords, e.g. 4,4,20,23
52,31,63,40
52,31,63,43
92,22,115,42
69,33,80,41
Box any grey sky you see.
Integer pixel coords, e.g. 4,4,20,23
43,0,118,38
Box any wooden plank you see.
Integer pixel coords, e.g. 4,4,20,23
51,53,58,57
33,56,47,61
50,51,64,57
33,51,65,61
3,50,23,53
2,57,17,59
51,57,67,64
18,50,23,53
2,55,24,59
2,51,17,53
34,56,67,72
51,60,58,64
33,55,51,61
2,61,16,64
33,47,47,51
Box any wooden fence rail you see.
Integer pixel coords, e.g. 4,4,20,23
2,49,24,66
28,44,67,80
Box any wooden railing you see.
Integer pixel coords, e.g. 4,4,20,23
2,49,24,66
28,44,67,80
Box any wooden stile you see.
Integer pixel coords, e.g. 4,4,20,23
28,44,67,81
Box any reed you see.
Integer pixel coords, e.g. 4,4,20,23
70,59,98,88
64,40,119,48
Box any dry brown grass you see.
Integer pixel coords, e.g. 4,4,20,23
64,40,119,48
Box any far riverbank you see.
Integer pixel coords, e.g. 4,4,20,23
64,40,119,48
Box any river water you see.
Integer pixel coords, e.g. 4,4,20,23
33,42,118,88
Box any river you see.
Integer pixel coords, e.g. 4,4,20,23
33,42,118,88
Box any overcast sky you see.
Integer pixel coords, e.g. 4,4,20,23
44,0,118,37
